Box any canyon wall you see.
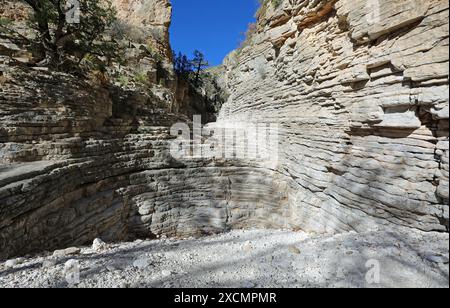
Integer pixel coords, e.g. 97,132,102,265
218,0,449,233
112,0,173,60
0,0,286,258
0,0,448,259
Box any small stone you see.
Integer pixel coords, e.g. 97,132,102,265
133,258,149,269
161,270,172,277
53,247,81,257
64,259,79,269
92,238,108,252
242,281,256,288
63,259,80,286
425,255,449,264
242,241,253,251
336,268,346,279
5,258,24,269
288,246,301,254
42,260,57,268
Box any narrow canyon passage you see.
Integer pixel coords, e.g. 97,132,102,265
0,0,449,288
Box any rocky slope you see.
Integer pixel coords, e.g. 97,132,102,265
0,0,449,263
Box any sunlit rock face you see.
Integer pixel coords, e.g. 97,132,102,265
218,0,449,233
0,0,448,259
111,0,173,60
0,0,286,259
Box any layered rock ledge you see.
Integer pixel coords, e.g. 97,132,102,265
218,0,449,233
0,0,449,261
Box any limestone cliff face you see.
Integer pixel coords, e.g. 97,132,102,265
0,0,29,21
111,0,173,60
0,0,272,259
0,0,182,258
0,0,448,259
219,0,449,233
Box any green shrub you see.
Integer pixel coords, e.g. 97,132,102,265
0,17,13,33
133,72,147,85
118,74,129,87
0,17,13,26
272,0,283,8
146,43,163,62
257,0,282,9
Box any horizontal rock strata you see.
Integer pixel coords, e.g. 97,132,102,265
0,0,449,259
218,0,449,233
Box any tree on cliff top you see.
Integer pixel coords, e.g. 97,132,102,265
174,51,192,78
22,0,120,70
191,50,209,86
173,50,209,85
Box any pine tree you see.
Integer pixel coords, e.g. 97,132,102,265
174,51,192,78
190,50,209,85
23,0,120,70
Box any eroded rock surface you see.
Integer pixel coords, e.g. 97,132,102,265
0,0,449,262
112,0,173,59
218,0,449,234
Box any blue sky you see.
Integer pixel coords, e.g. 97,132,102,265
170,0,260,66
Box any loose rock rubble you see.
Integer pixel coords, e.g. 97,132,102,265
0,229,448,288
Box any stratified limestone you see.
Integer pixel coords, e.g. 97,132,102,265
0,0,448,259
0,66,287,258
111,0,173,60
218,0,449,233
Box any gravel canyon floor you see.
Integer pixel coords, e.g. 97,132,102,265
0,229,448,288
